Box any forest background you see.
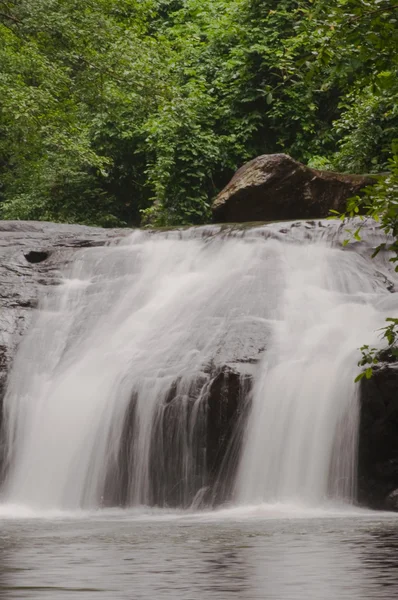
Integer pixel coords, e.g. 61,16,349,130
0,0,397,228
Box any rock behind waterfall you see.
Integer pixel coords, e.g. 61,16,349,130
212,153,373,223
358,363,398,510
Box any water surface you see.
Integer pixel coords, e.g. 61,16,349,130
1,506,398,599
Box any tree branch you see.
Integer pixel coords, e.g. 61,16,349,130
0,11,20,23
350,4,398,21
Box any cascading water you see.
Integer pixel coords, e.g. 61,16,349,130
1,220,397,510
236,243,387,505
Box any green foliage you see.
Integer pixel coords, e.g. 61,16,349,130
337,144,398,379
344,146,398,260
355,319,398,382
0,0,168,225
1,0,398,225
298,0,398,172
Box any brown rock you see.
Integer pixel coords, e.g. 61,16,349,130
212,153,373,223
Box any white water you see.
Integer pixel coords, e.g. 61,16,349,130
2,220,397,510
236,244,388,504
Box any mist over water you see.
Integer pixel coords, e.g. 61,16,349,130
1,220,397,513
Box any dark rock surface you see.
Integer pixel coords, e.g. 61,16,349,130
206,366,252,502
0,221,129,406
102,366,253,509
358,364,398,510
212,153,373,223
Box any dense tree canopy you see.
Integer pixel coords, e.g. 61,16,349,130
0,0,397,226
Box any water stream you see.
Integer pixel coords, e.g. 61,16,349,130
1,220,397,511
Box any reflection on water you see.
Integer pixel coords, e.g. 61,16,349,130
0,509,397,599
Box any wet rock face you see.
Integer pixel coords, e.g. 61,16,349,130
206,366,252,502
0,221,129,409
212,153,373,223
102,367,252,509
358,364,398,510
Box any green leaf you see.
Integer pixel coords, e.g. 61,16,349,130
365,368,373,379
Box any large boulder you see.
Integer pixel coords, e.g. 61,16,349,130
358,363,398,510
212,153,373,223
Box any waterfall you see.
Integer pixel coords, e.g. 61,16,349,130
236,244,384,504
1,221,396,510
